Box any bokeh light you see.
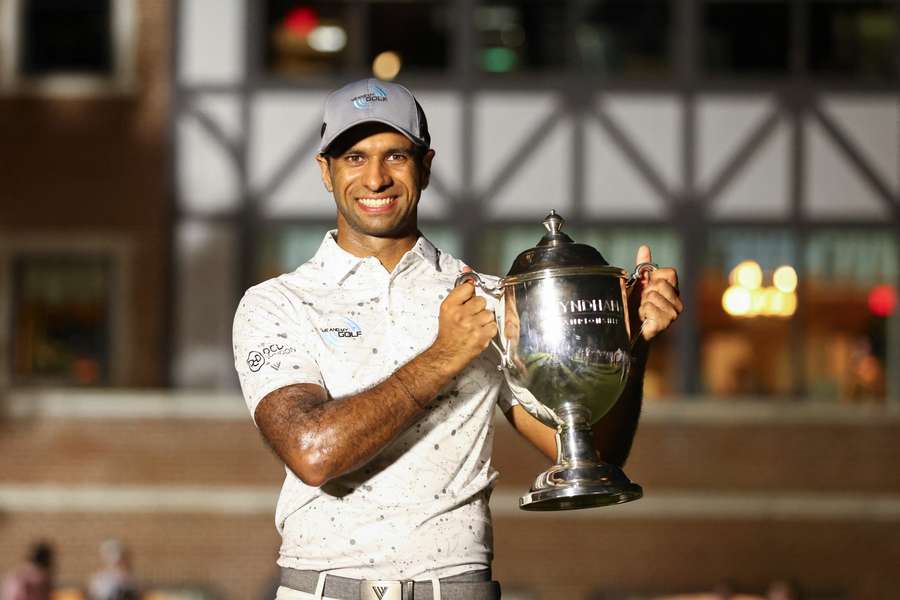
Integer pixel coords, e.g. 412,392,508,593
773,265,798,293
731,260,763,290
372,51,402,80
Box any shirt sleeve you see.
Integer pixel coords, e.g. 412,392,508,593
497,377,519,412
232,286,324,423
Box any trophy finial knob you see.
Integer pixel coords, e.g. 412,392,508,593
543,210,564,235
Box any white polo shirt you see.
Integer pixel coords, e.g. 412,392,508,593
233,231,517,580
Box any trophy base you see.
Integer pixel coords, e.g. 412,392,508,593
519,461,642,511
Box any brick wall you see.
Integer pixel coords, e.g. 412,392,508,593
0,0,171,386
2,398,899,600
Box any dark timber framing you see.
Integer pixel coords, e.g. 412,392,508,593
169,0,900,399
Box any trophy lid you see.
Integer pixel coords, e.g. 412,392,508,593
506,211,623,282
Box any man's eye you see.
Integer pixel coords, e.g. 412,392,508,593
387,153,408,162
344,154,364,164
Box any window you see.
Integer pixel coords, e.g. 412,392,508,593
0,0,136,94
0,0,137,96
367,3,452,72
700,228,899,402
265,1,354,77
476,1,567,73
10,256,112,385
265,1,452,79
700,229,798,397
702,1,790,76
809,1,898,80
802,230,897,403
21,0,112,77
574,0,672,78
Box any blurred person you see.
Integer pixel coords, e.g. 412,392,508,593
233,78,682,600
765,580,800,600
87,540,139,600
1,541,54,600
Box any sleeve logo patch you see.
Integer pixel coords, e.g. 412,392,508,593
247,343,296,372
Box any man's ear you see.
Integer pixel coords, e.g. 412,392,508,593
420,148,435,190
315,154,333,192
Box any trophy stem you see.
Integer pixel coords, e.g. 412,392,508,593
519,402,643,511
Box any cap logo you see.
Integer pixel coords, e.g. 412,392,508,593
351,84,388,110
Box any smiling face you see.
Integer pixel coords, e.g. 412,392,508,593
316,123,434,246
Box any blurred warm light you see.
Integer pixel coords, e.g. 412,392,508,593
868,284,897,317
773,265,798,293
284,7,318,37
372,51,402,80
722,285,752,316
731,260,763,290
308,25,347,53
723,261,797,318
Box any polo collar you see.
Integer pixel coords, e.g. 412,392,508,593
312,230,441,286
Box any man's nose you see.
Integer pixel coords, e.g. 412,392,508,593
363,159,392,190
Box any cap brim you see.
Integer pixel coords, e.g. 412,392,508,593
319,117,427,154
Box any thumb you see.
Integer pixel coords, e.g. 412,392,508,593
636,245,652,266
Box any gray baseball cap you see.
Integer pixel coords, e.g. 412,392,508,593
319,78,430,154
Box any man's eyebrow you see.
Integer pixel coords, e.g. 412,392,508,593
340,146,413,157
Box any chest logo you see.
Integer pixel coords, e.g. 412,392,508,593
320,317,363,347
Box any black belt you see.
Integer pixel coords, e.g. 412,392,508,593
279,567,500,600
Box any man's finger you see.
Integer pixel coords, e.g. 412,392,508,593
636,245,652,266
446,278,476,304
645,284,683,314
650,267,679,291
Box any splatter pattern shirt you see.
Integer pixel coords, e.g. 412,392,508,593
233,231,517,580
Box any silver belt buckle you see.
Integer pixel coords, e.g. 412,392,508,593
360,579,404,600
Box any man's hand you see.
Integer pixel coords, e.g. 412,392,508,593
427,275,498,376
632,245,683,341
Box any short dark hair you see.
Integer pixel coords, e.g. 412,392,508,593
29,541,54,569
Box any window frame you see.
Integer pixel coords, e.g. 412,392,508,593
0,0,138,97
0,234,134,388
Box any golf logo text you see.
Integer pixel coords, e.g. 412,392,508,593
320,317,363,347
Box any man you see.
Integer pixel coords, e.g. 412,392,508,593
233,79,682,600
87,539,140,600
1,542,54,600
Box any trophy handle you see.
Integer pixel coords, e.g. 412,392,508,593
626,262,658,349
454,271,510,370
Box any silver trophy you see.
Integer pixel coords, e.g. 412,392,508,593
457,211,655,511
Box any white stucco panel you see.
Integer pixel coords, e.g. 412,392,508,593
178,0,245,85
173,222,239,388
486,116,572,219
602,94,682,193
697,95,775,190
249,91,324,198
415,91,463,199
805,118,891,220
474,92,560,192
711,120,790,221
821,95,899,195
584,118,667,219
193,94,243,146
176,114,241,214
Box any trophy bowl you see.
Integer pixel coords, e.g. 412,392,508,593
458,210,655,511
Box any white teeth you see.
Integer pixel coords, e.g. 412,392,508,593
358,197,394,207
